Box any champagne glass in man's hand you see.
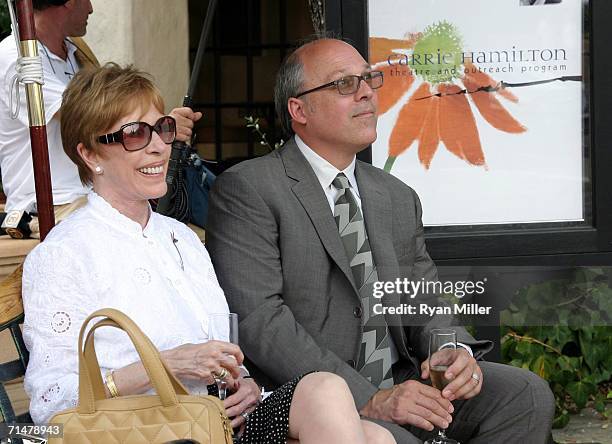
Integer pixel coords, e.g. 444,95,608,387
208,313,239,400
425,329,460,444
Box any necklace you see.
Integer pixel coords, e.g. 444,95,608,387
40,39,76,79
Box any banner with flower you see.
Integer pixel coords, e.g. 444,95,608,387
369,0,585,226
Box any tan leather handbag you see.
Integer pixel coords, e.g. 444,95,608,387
48,308,233,444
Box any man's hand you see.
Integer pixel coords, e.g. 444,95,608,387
421,348,482,401
360,380,454,432
224,377,261,429
169,107,203,143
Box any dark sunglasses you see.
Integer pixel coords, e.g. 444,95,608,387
97,115,176,152
295,71,384,98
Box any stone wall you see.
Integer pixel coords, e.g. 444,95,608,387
86,0,190,110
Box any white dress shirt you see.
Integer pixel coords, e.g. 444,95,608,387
22,192,231,423
295,134,363,213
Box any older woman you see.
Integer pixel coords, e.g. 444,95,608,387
22,63,395,444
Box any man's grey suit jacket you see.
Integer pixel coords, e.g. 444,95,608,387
207,138,492,409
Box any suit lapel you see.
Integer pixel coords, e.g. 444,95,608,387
281,141,360,296
355,163,394,275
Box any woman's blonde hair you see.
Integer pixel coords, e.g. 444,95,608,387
61,62,165,185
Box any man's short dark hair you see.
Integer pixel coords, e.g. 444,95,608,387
274,51,304,138
33,0,68,11
274,32,349,138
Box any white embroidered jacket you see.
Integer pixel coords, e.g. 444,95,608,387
22,192,231,424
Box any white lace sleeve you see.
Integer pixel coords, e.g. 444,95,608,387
22,242,96,424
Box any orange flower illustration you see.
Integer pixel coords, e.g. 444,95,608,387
370,22,527,172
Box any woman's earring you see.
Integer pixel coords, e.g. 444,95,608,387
95,165,104,175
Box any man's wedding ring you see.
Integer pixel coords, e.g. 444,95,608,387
213,368,229,380
471,372,480,383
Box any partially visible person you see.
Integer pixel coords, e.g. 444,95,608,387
0,0,93,220
21,63,396,444
0,0,200,237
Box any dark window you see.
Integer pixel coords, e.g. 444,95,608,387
188,0,314,173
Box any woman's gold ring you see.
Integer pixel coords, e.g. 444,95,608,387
213,368,229,380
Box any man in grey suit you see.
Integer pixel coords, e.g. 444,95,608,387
207,38,555,443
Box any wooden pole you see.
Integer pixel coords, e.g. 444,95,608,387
13,0,55,240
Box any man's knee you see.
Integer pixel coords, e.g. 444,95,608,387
481,362,551,399
479,362,555,427
451,363,555,442
503,365,554,415
522,368,555,420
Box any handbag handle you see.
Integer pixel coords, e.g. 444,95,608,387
82,319,190,399
77,308,189,414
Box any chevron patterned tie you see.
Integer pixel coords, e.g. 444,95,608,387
332,173,394,389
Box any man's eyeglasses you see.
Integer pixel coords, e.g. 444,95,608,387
97,115,176,152
295,71,384,98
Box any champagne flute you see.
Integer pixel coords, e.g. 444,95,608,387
425,329,459,444
208,312,239,400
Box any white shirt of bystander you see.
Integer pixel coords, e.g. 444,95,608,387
0,35,89,211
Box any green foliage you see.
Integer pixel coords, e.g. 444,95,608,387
0,1,10,37
245,116,284,152
501,268,612,429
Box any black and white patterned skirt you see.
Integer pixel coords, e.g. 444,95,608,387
239,372,308,444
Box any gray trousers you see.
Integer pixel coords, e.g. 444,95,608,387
364,361,555,444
